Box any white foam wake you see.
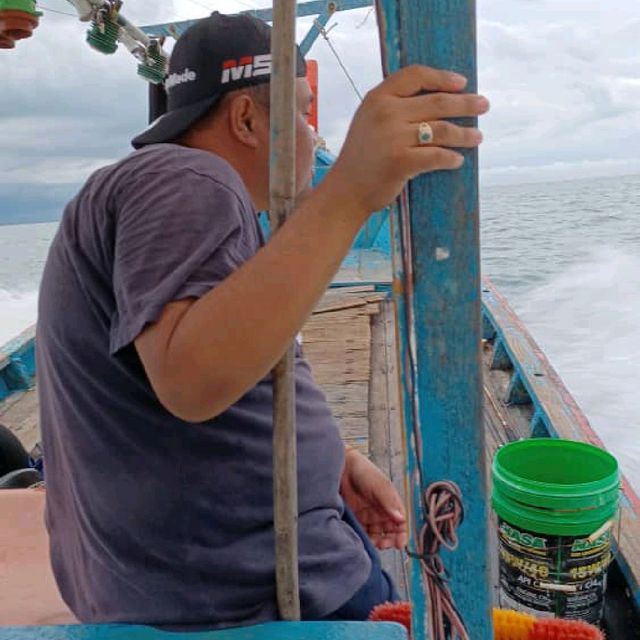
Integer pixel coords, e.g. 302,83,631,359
516,248,640,490
0,288,38,347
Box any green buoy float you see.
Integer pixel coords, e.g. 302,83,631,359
86,7,120,55
0,0,41,49
137,39,167,84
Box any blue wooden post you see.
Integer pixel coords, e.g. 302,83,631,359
375,1,492,639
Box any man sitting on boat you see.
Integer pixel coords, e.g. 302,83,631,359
36,11,488,629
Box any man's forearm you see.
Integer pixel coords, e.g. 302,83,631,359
137,66,488,421
158,173,366,421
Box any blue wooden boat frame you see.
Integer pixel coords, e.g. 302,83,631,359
0,327,35,402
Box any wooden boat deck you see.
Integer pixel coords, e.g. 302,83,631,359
0,387,39,454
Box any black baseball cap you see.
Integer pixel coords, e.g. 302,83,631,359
132,12,307,149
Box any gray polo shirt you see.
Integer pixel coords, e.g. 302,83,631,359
37,144,370,628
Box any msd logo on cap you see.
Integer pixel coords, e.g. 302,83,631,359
221,54,272,84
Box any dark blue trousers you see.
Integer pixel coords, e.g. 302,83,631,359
323,506,401,620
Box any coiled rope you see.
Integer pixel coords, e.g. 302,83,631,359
408,480,470,640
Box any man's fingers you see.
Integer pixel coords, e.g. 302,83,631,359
373,64,468,98
406,146,466,175
367,521,385,535
406,121,483,149
370,531,394,551
370,527,408,551
403,92,490,121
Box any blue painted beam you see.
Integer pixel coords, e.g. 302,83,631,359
4,357,32,392
481,312,496,341
376,1,492,639
505,372,531,405
0,622,407,640
298,3,335,56
530,410,550,437
141,0,373,39
490,338,511,371
0,327,36,401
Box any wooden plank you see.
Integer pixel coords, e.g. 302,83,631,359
368,310,389,471
334,250,392,285
371,301,408,598
303,308,372,386
313,299,368,314
313,292,386,315
0,388,39,453
303,292,379,462
323,285,376,296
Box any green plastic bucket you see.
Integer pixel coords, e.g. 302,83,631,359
491,438,620,624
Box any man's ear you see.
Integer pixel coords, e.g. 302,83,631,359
227,93,262,149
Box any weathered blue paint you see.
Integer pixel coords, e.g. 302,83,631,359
490,339,511,371
505,373,531,406
313,148,393,254
4,357,32,391
0,327,36,401
529,410,550,438
352,209,391,254
141,0,373,38
331,282,392,293
314,148,337,184
298,3,335,56
0,622,406,640
482,284,572,441
376,2,492,639
481,313,496,341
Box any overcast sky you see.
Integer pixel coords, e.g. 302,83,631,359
2,0,640,222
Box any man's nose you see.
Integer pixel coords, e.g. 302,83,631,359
308,124,320,150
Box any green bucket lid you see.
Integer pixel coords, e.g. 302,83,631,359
492,439,620,536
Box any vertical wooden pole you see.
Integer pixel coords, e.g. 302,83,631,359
269,0,301,622
375,1,492,639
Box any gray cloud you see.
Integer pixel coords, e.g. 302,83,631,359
1,0,639,223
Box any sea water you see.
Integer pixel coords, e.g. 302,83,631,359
0,173,639,488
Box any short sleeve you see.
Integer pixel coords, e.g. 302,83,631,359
109,168,250,355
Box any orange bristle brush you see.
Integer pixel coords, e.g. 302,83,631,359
530,617,604,640
369,603,604,640
368,601,412,637
493,608,536,640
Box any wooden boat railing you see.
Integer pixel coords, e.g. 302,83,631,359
0,326,35,402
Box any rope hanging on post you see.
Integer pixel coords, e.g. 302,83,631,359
407,481,470,640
